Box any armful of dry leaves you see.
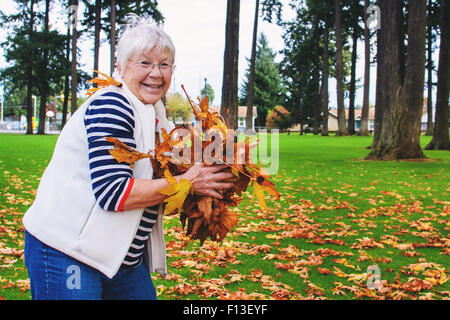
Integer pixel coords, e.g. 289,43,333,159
105,87,279,245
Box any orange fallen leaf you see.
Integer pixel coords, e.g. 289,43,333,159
317,267,332,274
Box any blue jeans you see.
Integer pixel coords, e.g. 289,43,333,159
24,230,157,300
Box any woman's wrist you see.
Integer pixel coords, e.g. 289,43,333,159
177,163,201,184
177,172,196,184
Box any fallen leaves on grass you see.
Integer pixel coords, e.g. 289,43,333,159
1,133,449,300
153,178,449,300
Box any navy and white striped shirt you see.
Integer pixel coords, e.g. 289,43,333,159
84,91,158,269
122,205,158,268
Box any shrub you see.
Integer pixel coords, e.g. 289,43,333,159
265,105,290,129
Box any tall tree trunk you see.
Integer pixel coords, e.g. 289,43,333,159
425,0,434,136
321,21,329,136
312,17,321,135
62,3,71,129
26,0,36,135
371,0,387,149
246,0,259,131
221,0,240,130
110,0,116,76
348,28,358,135
366,0,427,160
401,0,427,157
37,0,50,135
71,0,79,115
93,0,101,83
425,0,450,150
371,0,398,149
335,0,347,136
360,0,370,136
425,31,433,135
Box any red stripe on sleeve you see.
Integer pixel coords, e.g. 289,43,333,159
117,178,135,212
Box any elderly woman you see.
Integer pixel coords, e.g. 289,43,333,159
22,15,233,300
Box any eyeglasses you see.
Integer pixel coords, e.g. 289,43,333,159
129,59,175,74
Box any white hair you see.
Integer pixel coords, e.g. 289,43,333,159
116,14,175,76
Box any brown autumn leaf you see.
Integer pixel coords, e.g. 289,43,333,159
221,289,249,300
197,196,213,224
317,267,333,275
271,288,291,300
105,137,150,168
400,278,433,292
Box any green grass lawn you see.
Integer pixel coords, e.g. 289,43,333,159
0,132,448,300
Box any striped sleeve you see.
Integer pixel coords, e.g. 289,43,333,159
84,92,136,212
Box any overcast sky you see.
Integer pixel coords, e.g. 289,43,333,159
0,0,380,109
157,0,296,105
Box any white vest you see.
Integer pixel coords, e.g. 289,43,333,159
23,84,174,279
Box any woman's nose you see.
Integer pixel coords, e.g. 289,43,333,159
147,65,162,77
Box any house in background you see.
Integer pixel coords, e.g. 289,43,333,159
188,106,257,131
328,108,375,132
326,98,436,133
237,106,257,131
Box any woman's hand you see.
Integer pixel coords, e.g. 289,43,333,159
181,163,234,199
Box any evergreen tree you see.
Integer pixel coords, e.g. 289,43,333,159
240,33,283,127
0,0,41,134
106,1,164,75
278,3,328,132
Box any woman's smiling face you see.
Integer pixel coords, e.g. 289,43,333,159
118,48,174,105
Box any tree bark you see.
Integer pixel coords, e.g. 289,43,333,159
321,21,329,136
348,28,358,135
62,3,71,129
360,0,370,136
371,0,387,149
37,0,50,135
366,0,427,160
93,0,101,83
312,16,321,135
425,0,434,136
335,0,347,136
221,0,240,130
110,0,117,76
401,0,427,157
26,0,35,135
71,0,79,115
246,0,259,131
425,0,450,150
